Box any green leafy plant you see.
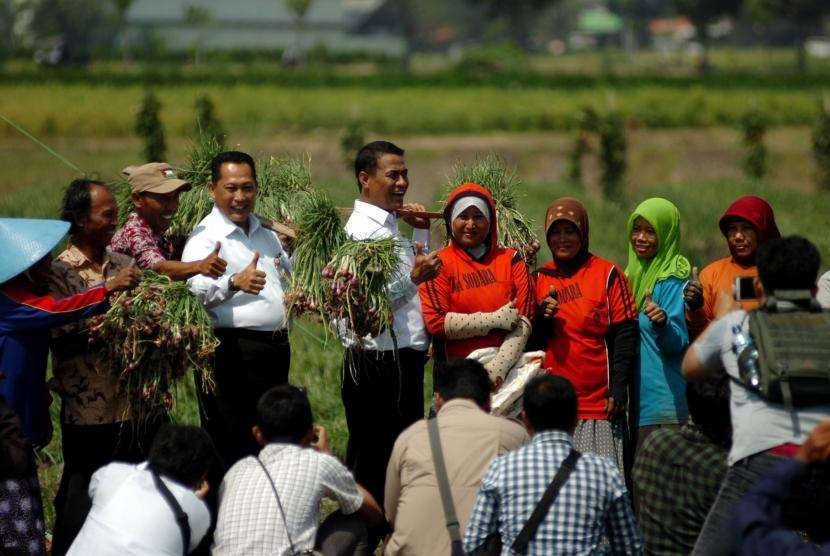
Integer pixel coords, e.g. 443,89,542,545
448,154,538,263
812,100,830,191
598,110,628,200
741,108,768,180
134,92,166,162
194,94,225,148
340,121,365,171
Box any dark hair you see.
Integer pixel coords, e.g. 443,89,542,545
522,375,577,433
148,425,221,488
757,236,820,293
256,385,313,444
435,359,491,409
686,379,732,447
210,150,257,183
353,140,404,192
60,178,108,234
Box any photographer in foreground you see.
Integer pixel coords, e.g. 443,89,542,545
682,236,830,555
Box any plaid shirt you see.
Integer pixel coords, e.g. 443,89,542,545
464,430,642,555
109,212,173,269
212,443,363,556
632,423,728,555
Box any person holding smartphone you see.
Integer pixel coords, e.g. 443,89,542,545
685,196,780,337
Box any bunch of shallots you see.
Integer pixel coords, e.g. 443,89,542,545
89,271,217,421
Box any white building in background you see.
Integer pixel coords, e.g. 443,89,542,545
124,0,405,55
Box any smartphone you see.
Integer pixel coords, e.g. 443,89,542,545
734,276,757,301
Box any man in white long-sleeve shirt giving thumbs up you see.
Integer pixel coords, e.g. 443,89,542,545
182,150,292,468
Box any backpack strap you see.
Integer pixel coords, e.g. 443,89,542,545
150,469,191,556
427,417,462,544
511,449,582,554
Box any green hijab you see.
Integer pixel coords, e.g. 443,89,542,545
625,197,690,309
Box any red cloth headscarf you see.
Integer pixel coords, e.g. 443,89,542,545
718,196,780,244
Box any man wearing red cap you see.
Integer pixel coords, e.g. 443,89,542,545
685,196,780,337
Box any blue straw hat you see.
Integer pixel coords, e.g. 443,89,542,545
0,218,70,284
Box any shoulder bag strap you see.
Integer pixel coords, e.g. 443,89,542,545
510,448,582,554
150,469,191,556
255,456,299,555
427,417,462,543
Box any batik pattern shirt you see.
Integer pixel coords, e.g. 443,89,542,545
48,245,134,425
110,212,173,270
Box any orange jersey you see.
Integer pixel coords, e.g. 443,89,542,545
533,256,638,420
420,243,534,360
688,257,760,337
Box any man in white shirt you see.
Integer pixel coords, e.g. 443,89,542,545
340,141,442,520
68,425,219,556
682,236,830,555
182,150,292,467
213,385,384,556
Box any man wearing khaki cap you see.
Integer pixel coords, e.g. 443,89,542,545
110,162,227,280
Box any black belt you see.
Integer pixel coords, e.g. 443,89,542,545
215,328,289,343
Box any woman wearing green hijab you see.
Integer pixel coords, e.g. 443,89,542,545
625,198,691,466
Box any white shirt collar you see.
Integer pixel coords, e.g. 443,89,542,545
204,205,261,238
353,199,395,228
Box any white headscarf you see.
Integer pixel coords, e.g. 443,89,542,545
450,196,491,224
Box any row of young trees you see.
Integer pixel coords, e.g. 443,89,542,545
135,92,830,203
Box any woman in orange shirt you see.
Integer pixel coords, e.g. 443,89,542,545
419,183,535,385
685,196,780,337
530,198,639,473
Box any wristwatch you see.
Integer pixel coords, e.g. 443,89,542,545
228,273,239,292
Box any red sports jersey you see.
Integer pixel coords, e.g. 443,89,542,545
534,255,637,420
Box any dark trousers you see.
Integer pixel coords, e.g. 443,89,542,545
51,417,165,555
692,452,786,556
341,347,426,506
196,328,290,470
315,510,370,556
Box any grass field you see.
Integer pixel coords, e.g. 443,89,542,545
1,81,827,138
1,125,826,533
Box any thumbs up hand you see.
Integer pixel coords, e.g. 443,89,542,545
410,241,442,285
197,241,228,279
231,251,267,295
539,285,560,319
683,266,704,311
643,291,667,327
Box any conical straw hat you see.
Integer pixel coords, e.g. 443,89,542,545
0,218,70,284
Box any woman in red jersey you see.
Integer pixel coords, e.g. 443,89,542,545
531,198,639,473
419,183,535,386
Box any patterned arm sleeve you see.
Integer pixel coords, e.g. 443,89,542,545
128,229,166,270
463,462,501,554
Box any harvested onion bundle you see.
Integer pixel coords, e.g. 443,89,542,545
323,237,402,340
88,271,217,421
284,190,346,319
448,154,539,264
256,154,313,226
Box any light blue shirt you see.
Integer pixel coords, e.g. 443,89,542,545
636,276,690,427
